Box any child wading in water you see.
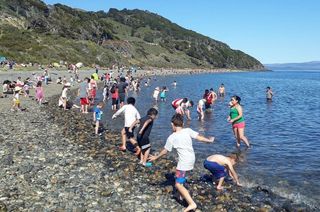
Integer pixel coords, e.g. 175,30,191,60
204,154,242,190
93,102,104,135
129,108,158,167
149,114,214,212
112,97,141,154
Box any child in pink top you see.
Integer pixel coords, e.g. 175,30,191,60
35,81,44,104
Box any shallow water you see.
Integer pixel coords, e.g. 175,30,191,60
101,70,320,208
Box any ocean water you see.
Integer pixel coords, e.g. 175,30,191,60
101,70,320,208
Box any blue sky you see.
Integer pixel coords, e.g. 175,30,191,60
43,0,320,64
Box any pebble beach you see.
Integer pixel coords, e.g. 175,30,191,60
0,68,314,211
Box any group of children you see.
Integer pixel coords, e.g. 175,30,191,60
89,79,244,212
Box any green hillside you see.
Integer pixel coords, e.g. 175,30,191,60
0,0,264,69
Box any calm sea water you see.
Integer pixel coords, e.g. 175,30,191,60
101,70,320,207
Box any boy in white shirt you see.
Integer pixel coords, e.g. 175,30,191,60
149,114,214,212
112,97,141,155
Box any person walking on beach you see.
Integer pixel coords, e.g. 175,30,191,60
129,108,158,167
35,81,44,105
60,83,71,110
89,75,98,105
149,114,214,212
228,95,250,148
203,154,242,190
78,78,90,114
266,86,273,101
110,83,119,111
112,97,141,154
93,102,104,135
118,77,128,108
218,84,225,97
11,87,22,111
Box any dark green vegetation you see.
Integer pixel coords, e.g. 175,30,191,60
0,0,264,69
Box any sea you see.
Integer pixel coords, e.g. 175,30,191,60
101,70,320,208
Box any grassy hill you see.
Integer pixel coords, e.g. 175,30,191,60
0,0,264,69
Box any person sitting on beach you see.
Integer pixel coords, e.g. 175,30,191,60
218,83,225,97
266,86,273,101
93,102,104,135
112,97,141,154
129,108,158,167
172,98,194,120
197,98,206,120
203,154,242,190
149,114,214,212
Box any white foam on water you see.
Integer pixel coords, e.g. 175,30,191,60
241,179,319,210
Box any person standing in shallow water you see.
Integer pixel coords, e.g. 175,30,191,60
266,86,273,101
227,95,250,148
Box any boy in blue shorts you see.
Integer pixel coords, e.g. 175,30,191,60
203,154,242,190
149,114,214,212
93,102,104,135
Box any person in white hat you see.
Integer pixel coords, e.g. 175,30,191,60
11,86,22,111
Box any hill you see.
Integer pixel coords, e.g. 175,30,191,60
265,61,320,70
0,0,264,69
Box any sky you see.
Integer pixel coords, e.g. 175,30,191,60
43,0,320,64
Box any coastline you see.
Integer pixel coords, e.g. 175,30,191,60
0,70,313,211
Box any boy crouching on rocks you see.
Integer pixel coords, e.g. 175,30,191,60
203,154,242,190
149,114,214,212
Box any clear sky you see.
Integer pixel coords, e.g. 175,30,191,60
43,0,320,64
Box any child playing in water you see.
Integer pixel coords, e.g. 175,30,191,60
266,86,273,101
93,102,104,135
129,108,158,167
149,114,214,212
160,86,168,102
152,87,160,102
112,97,141,154
203,154,242,190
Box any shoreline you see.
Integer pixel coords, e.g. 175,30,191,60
0,70,314,211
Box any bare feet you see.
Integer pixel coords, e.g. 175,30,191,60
184,203,197,212
217,186,224,190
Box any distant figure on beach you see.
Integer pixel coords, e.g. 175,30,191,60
78,78,90,114
60,83,71,110
266,86,273,101
218,84,225,97
103,85,109,102
227,95,250,148
93,102,104,135
112,97,141,154
152,87,160,102
203,154,242,190
35,81,44,105
197,98,206,120
110,83,119,111
118,77,128,108
172,98,194,120
129,108,158,167
149,114,214,212
11,86,22,111
89,76,98,105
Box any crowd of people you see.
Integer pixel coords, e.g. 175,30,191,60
1,67,274,212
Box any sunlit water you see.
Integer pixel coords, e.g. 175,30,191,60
99,70,320,208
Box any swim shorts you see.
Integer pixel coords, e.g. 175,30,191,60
232,122,245,129
203,160,227,180
80,98,89,105
137,134,151,153
124,127,135,139
175,170,187,184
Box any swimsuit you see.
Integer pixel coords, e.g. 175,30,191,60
203,160,227,179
